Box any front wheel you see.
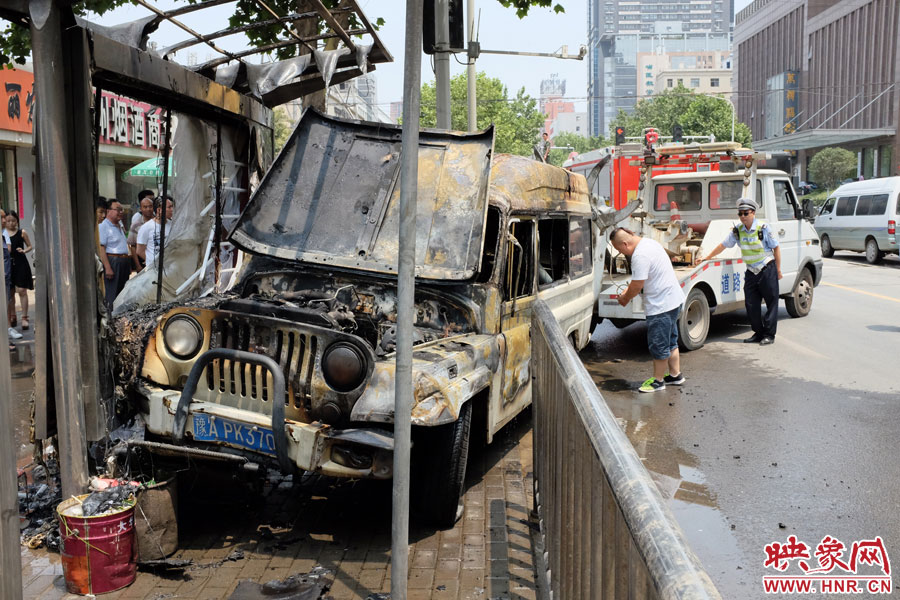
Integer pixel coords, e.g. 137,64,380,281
785,269,814,318
820,235,834,258
865,238,883,264
678,288,710,351
414,401,472,529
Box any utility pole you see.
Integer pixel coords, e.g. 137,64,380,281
466,0,476,132
434,0,451,129
392,2,423,599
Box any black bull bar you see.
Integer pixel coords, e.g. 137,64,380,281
172,348,293,473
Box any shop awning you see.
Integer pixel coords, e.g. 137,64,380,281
121,156,175,181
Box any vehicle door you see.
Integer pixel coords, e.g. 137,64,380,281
868,194,890,249
771,179,802,295
537,216,594,348
831,196,857,249
491,218,536,437
815,196,837,242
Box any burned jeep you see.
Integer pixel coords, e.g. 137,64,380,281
116,110,595,526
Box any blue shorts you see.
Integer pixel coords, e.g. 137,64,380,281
646,306,681,360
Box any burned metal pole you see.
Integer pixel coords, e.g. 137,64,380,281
30,0,90,498
392,1,423,599
156,108,173,304
0,245,22,598
214,122,223,286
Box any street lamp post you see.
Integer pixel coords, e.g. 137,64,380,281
701,93,735,142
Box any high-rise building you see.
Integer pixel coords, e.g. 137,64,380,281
587,0,734,137
540,74,577,135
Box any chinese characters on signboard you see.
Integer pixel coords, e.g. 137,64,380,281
783,70,799,134
1,69,35,134
97,93,166,150
1,68,165,150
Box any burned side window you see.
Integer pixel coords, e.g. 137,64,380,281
538,219,568,287
568,218,592,278
475,207,501,283
503,220,534,300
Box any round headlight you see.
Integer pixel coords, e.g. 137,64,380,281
322,343,366,392
163,315,203,360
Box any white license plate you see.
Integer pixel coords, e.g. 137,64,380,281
191,413,276,456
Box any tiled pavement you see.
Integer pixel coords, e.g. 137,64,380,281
22,413,539,600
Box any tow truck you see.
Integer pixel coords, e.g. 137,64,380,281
588,139,823,350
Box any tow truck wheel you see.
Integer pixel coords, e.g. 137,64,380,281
865,238,883,264
785,269,814,318
678,288,710,351
820,235,834,258
415,400,472,529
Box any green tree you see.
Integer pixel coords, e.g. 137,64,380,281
1,0,562,66
807,147,857,191
273,107,294,154
420,72,545,156
546,132,609,166
609,84,752,148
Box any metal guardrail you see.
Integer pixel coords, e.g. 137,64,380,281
531,300,722,600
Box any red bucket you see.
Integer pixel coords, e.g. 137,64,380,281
57,494,137,595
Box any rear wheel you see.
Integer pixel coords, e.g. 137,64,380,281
865,238,883,264
678,288,710,351
820,235,834,258
414,401,472,529
785,269,814,318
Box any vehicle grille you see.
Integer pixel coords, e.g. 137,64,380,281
193,316,318,421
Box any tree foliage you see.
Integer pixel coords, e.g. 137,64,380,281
420,72,544,157
1,0,562,66
273,106,294,154
807,147,857,191
609,84,752,148
546,132,609,166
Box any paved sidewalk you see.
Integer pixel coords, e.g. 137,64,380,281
22,415,538,600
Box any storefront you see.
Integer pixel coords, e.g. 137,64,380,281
1,66,165,228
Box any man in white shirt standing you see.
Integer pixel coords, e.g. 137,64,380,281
129,190,155,272
611,227,686,392
136,195,174,268
98,199,131,310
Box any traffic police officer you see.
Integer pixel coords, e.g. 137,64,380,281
695,198,782,345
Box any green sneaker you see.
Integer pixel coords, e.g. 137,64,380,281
639,378,666,393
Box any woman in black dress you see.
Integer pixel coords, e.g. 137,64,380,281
4,211,33,330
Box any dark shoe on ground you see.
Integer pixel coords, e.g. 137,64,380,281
9,316,16,327
639,378,666,393
760,336,775,345
21,316,29,330
664,372,685,385
744,334,763,343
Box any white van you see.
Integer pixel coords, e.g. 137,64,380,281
814,177,900,264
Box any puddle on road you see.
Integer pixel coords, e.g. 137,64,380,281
581,327,749,596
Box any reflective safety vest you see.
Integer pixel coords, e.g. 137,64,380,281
733,223,769,269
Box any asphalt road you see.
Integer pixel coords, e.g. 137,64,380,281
579,252,900,599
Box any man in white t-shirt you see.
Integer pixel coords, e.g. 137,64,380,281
129,190,155,271
136,195,174,268
611,227,686,392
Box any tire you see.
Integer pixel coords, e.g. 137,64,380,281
865,238,883,264
785,269,814,318
414,400,472,528
678,288,710,351
820,235,834,258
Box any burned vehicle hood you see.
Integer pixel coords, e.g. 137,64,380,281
230,109,494,280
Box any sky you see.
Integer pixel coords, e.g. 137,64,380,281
10,0,756,113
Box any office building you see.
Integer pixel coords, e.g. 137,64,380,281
735,0,899,179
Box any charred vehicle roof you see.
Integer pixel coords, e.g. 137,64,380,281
230,109,495,281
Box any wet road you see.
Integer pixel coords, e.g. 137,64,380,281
579,252,900,598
